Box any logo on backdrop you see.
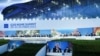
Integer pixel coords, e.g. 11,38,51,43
4,24,9,28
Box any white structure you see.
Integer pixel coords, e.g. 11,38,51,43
0,18,100,31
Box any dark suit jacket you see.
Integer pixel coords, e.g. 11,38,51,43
53,47,61,52
64,48,71,53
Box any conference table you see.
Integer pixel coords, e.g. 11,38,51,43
46,52,72,56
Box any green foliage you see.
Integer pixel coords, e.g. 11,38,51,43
0,39,8,46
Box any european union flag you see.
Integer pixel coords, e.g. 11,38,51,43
4,24,9,28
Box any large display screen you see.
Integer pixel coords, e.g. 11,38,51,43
46,41,73,56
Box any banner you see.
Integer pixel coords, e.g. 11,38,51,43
0,19,100,30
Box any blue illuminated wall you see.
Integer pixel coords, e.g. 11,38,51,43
78,28,93,35
57,30,73,35
5,31,16,37
57,28,93,36
39,30,51,35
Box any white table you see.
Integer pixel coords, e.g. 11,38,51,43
46,52,72,56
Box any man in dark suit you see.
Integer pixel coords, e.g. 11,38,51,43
64,48,71,53
46,44,51,52
53,43,61,53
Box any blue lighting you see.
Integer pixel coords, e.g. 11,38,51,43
1,0,100,20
